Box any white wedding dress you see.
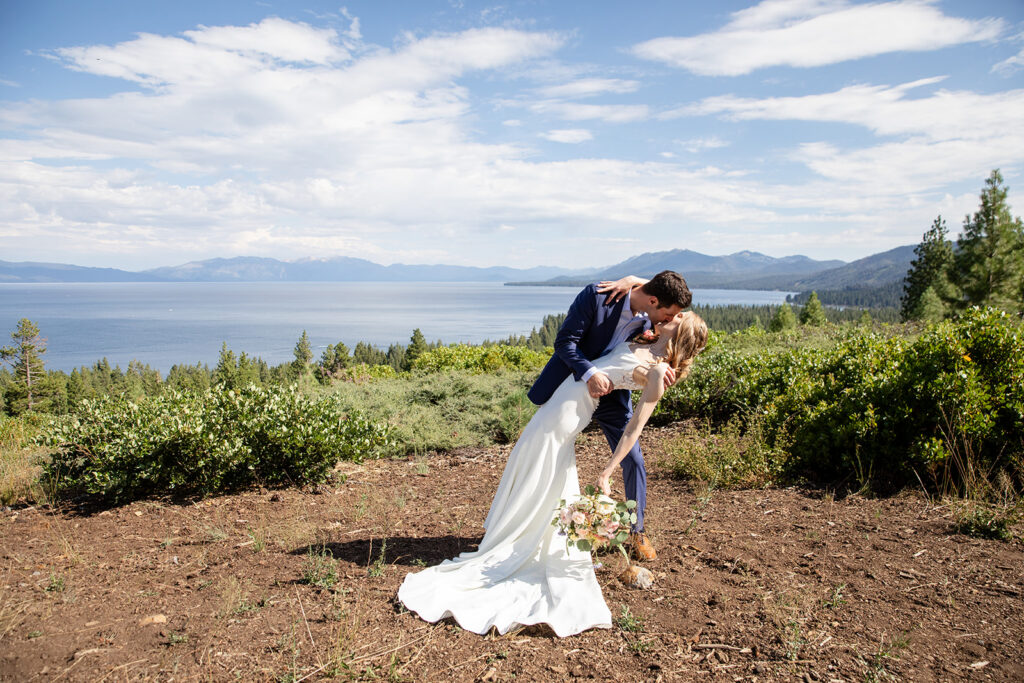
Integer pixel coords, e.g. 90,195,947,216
397,342,646,637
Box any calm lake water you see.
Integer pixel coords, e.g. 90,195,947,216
0,282,793,372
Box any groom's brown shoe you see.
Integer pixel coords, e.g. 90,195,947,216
630,533,657,561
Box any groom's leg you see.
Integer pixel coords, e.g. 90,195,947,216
593,402,647,531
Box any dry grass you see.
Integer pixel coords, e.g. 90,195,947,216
0,417,48,506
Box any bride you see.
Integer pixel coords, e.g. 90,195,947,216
397,309,708,637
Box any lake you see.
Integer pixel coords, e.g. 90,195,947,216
0,282,794,372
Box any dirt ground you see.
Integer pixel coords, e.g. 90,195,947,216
1,425,1022,682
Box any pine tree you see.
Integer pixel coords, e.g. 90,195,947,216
387,343,408,372
950,169,1024,314
214,342,238,387
352,341,385,366
768,303,797,332
291,330,313,380
799,292,827,326
405,329,428,369
912,286,946,323
316,342,351,384
901,216,955,321
857,310,872,326
236,352,263,387
0,319,48,414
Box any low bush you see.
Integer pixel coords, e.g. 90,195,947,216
411,344,549,373
331,369,538,453
665,418,784,489
41,384,395,501
658,308,1024,492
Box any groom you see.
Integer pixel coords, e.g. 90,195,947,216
527,271,692,560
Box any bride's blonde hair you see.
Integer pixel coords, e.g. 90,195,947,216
663,311,708,379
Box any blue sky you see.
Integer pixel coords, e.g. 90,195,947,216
2,0,1022,270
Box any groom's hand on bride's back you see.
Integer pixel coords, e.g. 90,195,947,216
587,372,613,398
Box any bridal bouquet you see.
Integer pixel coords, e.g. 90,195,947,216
552,485,637,555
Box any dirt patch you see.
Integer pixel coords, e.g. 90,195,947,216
1,425,1022,681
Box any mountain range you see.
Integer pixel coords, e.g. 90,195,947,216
0,246,916,293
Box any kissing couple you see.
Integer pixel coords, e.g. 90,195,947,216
399,271,707,636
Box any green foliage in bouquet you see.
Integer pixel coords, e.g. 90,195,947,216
553,485,637,554
40,384,395,501
656,307,1024,492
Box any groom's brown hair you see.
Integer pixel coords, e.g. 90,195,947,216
640,270,691,309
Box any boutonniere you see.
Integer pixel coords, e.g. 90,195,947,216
638,329,659,343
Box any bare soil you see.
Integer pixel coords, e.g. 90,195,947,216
2,425,1022,682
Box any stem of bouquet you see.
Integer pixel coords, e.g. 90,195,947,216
616,543,632,571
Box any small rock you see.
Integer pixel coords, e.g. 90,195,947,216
618,565,654,589
269,493,283,502
139,614,167,627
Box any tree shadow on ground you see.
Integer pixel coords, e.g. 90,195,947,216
292,535,482,567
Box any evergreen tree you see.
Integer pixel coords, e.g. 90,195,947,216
768,303,797,332
405,328,428,369
901,216,955,321
857,310,872,326
291,330,313,379
236,352,263,387
386,342,407,372
66,368,87,406
912,285,946,323
316,342,351,384
799,292,827,326
950,169,1024,314
166,363,212,392
214,342,238,387
352,341,385,366
0,318,49,414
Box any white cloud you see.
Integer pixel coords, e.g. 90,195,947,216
678,136,730,153
541,129,593,143
992,45,1024,75
526,101,649,122
536,78,640,99
673,77,1024,193
679,77,1024,141
632,0,1004,76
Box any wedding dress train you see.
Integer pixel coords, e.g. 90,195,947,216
397,342,645,637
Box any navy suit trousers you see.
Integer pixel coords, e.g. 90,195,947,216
593,391,647,532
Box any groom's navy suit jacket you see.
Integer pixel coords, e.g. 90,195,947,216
527,283,647,414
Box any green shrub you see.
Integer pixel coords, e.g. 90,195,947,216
411,344,549,373
658,308,1024,492
331,369,536,453
40,384,395,501
666,418,784,489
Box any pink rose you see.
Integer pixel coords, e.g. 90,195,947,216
571,511,586,526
